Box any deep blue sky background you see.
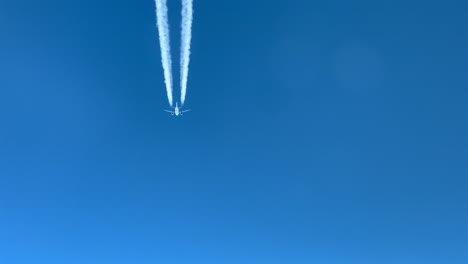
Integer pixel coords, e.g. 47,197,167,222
0,0,467,263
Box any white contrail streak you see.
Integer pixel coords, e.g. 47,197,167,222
180,0,193,106
154,0,173,106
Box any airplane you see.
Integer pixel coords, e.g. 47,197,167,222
164,102,190,116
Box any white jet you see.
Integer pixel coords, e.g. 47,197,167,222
164,102,190,116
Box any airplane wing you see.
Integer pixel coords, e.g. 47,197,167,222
163,110,174,113
181,109,191,113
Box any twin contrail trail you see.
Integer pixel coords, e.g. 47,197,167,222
180,0,193,106
154,0,173,106
154,0,193,108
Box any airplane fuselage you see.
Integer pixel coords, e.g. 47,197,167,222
165,102,189,116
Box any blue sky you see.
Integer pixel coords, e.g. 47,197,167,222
0,0,467,263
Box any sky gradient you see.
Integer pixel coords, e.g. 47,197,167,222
0,0,467,263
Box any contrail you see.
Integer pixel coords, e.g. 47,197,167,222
180,0,193,106
154,0,173,106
